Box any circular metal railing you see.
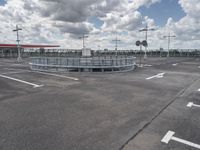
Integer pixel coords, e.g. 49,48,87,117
30,56,136,72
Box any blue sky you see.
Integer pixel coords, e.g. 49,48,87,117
139,0,186,26
88,16,104,29
89,0,186,29
0,0,5,5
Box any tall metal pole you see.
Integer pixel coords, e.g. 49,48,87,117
13,25,22,62
139,25,155,59
115,36,117,50
83,35,85,48
168,33,170,57
163,32,176,57
79,34,89,49
112,33,121,55
140,44,142,66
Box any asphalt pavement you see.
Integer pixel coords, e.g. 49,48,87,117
0,57,199,150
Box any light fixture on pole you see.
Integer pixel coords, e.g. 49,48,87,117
13,25,22,62
98,45,101,51
139,25,155,59
112,33,121,55
163,32,176,57
79,34,89,49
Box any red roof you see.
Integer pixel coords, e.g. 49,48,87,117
0,44,60,48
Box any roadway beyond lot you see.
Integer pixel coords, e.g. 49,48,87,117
0,57,199,150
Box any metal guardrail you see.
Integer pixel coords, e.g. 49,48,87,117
30,56,136,72
1,48,200,58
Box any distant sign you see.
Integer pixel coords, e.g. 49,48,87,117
82,48,91,57
136,41,141,46
142,40,148,47
135,40,148,47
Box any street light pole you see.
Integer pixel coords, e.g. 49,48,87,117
139,25,155,59
98,45,101,51
79,34,89,49
112,34,121,55
13,25,22,62
163,32,176,57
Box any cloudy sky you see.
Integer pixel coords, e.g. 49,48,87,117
0,0,199,50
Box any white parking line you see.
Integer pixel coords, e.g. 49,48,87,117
0,74,44,88
136,64,153,68
161,131,200,149
146,73,165,80
172,63,178,66
0,63,27,67
143,64,153,67
187,102,200,108
2,71,29,75
33,71,79,81
4,68,79,81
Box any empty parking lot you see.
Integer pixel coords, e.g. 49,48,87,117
0,57,199,150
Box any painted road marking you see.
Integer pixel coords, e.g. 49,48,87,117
4,68,79,81
172,63,178,66
0,74,44,88
136,64,144,68
146,73,165,80
198,89,200,92
8,64,27,66
2,70,29,75
143,64,153,67
0,63,27,67
136,64,152,67
33,71,79,81
187,102,200,108
161,131,200,149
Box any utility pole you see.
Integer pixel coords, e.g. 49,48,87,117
163,32,176,57
139,25,155,59
112,33,121,55
98,45,101,51
79,34,89,49
13,25,22,62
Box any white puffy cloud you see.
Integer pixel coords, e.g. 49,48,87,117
159,0,200,49
0,0,199,49
179,0,200,18
101,11,144,32
0,0,161,49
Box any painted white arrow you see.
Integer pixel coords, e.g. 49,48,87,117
146,73,165,80
161,131,200,149
187,102,200,108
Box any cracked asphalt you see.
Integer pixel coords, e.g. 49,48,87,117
0,57,199,150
